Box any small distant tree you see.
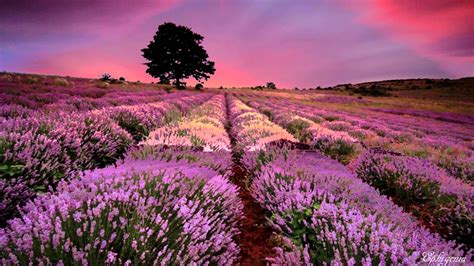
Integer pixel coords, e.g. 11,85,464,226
119,77,125,81
142,22,215,89
100,73,112,81
195,83,204,90
266,82,277,89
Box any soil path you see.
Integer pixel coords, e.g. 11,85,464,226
224,94,275,265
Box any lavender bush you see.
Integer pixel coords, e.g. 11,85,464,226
0,167,242,264
238,93,473,176
143,95,231,151
48,112,133,170
0,93,213,224
354,151,473,245
227,95,296,152
244,98,359,164
130,145,233,178
1,112,133,223
98,102,172,142
1,74,471,264
242,147,470,264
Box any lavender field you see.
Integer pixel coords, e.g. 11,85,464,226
0,73,473,264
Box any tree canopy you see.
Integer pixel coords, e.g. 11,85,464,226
266,82,277,89
142,22,215,88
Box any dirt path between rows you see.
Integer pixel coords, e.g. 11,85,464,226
224,93,275,265
229,163,275,265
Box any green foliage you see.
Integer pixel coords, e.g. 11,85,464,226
315,139,356,165
252,148,289,174
0,164,24,179
347,85,390,97
261,109,274,121
268,189,344,264
284,203,329,261
286,119,312,143
182,154,199,162
0,138,24,179
190,136,205,147
82,118,132,169
24,76,43,84
356,156,440,204
355,155,472,244
177,129,188,137
309,116,323,124
321,115,339,122
163,109,182,125
439,160,474,182
115,113,149,142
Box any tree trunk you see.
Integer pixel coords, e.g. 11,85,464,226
175,77,184,90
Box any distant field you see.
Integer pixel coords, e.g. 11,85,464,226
1,72,472,264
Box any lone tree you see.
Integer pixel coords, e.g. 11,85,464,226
266,82,277,89
142,22,215,89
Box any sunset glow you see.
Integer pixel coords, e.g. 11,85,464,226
1,0,473,87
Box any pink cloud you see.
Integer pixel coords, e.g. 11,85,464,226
341,0,474,76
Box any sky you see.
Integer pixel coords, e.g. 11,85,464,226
1,0,473,88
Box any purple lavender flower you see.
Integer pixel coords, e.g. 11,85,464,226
354,151,473,245
0,157,242,264
242,147,470,264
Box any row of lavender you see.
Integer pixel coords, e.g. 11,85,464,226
0,73,199,111
0,149,242,264
142,95,231,151
1,87,196,112
226,96,471,264
0,94,245,264
241,94,473,246
227,95,296,152
0,93,211,223
239,92,473,181
242,96,359,164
